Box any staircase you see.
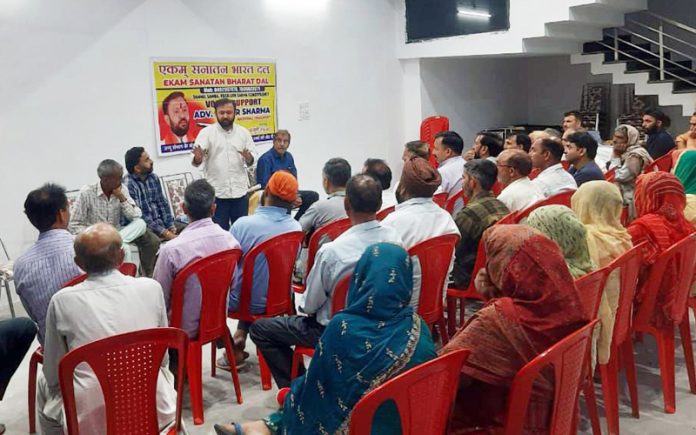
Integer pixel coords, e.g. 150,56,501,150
571,11,696,116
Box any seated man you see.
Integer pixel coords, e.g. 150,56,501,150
529,138,577,197
39,223,177,435
382,157,459,306
69,159,160,276
642,107,675,159
298,158,351,234
496,150,544,212
564,131,604,186
124,147,182,242
256,130,319,220
14,184,82,346
468,133,503,163
222,171,302,369
504,133,532,152
676,112,696,150
402,140,430,161
153,180,240,342
250,174,402,388
362,158,396,210
453,160,509,289
0,317,37,434
433,131,465,196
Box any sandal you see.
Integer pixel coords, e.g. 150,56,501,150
214,422,242,435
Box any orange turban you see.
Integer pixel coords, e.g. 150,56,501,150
400,157,442,197
266,170,298,202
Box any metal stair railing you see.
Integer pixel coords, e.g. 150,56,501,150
599,10,696,87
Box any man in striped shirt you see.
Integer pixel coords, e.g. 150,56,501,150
14,184,82,345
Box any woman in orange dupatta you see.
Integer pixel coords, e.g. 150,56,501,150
628,172,696,327
441,225,588,434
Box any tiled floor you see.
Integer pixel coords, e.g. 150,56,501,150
3,301,696,434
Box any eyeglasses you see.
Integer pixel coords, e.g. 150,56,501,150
496,163,513,168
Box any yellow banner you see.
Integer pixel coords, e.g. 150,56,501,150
151,59,277,156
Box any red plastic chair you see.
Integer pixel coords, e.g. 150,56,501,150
631,234,696,413
290,275,352,380
445,191,467,215
293,218,351,294
59,327,188,435
643,153,672,173
226,231,305,390
376,206,396,221
491,181,504,197
420,115,449,169
28,263,137,433
596,244,644,435
446,211,516,336
433,191,448,208
169,249,243,425
513,189,575,223
604,168,616,182
348,349,470,434
574,268,610,435
575,268,609,321
409,234,460,345
497,320,599,435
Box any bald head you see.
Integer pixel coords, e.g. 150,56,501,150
74,223,124,275
497,149,533,187
345,174,382,217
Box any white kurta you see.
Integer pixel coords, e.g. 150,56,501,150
531,163,577,198
497,177,545,212
40,271,177,435
381,197,460,307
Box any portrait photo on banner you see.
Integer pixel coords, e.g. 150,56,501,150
151,58,278,157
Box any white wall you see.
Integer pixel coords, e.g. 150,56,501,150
418,57,530,148
0,0,405,259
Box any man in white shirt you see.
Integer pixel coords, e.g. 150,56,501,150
362,158,396,210
38,223,177,435
433,131,466,196
192,98,258,230
529,138,577,197
496,149,544,212
250,175,402,388
383,157,459,306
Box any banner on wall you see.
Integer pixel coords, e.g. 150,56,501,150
151,58,277,157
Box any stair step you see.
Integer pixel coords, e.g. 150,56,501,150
625,59,692,72
672,87,696,94
673,81,696,92
603,50,670,63
583,39,651,54
648,69,696,82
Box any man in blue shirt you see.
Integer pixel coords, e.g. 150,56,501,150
564,131,605,187
256,130,318,220
221,171,302,369
250,175,403,388
642,107,676,159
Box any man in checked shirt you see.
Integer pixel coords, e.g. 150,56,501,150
69,159,160,276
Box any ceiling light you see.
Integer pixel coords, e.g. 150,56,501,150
457,8,492,18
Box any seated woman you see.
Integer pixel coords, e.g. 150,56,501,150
441,225,588,433
526,205,596,278
214,242,436,435
607,124,653,222
628,172,696,327
571,181,633,365
673,149,696,225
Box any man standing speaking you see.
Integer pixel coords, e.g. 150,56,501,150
192,98,257,230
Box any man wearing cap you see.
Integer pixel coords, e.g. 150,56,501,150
219,171,302,370
382,157,459,307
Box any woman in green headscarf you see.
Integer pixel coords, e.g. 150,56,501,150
526,205,596,278
673,149,696,225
